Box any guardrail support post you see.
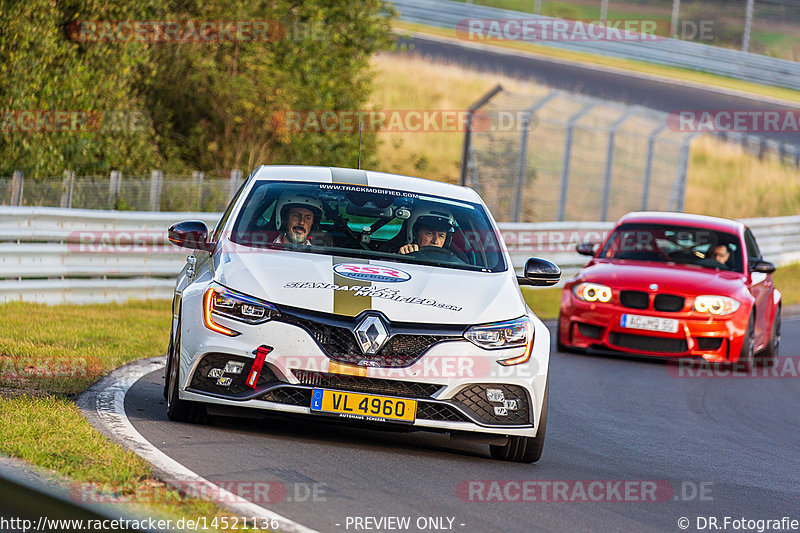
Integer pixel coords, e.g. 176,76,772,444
10,170,24,206
109,170,121,209
149,169,163,211
193,171,205,210
60,171,75,208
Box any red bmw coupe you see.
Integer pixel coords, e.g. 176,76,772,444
558,212,781,369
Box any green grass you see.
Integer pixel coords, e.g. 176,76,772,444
0,300,266,531
773,262,800,308
521,287,563,320
0,300,171,396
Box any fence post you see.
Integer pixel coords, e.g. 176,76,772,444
600,109,638,221
558,103,596,221
641,124,667,211
149,169,163,211
460,84,503,187
60,171,75,208
11,170,24,206
228,169,242,200
192,171,205,210
109,170,121,209
511,91,558,222
512,114,532,222
670,133,698,212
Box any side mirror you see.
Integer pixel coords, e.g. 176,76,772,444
576,242,598,257
518,257,561,287
168,221,213,251
750,259,776,274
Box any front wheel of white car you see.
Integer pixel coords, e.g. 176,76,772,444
166,318,208,424
489,377,548,463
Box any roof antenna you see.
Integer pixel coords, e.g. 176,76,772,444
357,119,363,170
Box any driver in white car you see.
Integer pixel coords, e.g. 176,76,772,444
398,207,456,255
273,192,324,245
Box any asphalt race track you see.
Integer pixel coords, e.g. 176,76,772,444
125,319,800,533
393,35,800,147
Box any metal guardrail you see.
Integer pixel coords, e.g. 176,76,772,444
389,0,800,91
0,207,797,303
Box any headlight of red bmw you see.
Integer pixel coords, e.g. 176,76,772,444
692,295,740,315
573,282,613,303
203,283,280,336
465,316,534,366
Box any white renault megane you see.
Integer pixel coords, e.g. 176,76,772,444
164,165,559,462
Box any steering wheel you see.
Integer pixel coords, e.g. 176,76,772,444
407,245,462,262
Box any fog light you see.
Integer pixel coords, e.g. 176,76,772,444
216,377,233,387
224,361,245,374
207,368,224,379
503,399,518,411
486,389,505,402
494,406,508,416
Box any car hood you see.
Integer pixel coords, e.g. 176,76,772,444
576,260,745,296
213,244,525,325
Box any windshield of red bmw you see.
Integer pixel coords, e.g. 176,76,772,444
228,181,507,272
599,223,743,273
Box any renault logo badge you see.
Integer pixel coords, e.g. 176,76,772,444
354,315,389,355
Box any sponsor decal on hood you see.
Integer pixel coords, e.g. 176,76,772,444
284,281,462,312
333,263,411,283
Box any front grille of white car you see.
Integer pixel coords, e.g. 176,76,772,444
276,309,463,368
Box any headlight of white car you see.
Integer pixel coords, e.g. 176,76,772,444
203,283,280,336
573,282,613,303
692,295,740,315
465,316,534,366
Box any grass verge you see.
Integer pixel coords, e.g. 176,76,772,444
0,299,265,531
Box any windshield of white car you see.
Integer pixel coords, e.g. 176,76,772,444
599,223,743,273
228,181,507,272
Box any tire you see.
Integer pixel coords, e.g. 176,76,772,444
735,314,755,373
162,327,173,401
166,318,208,423
555,313,568,353
490,378,548,463
756,307,780,368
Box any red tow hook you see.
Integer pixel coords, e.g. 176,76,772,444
246,345,273,389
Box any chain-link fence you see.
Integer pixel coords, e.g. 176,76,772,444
0,170,243,211
462,86,712,222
